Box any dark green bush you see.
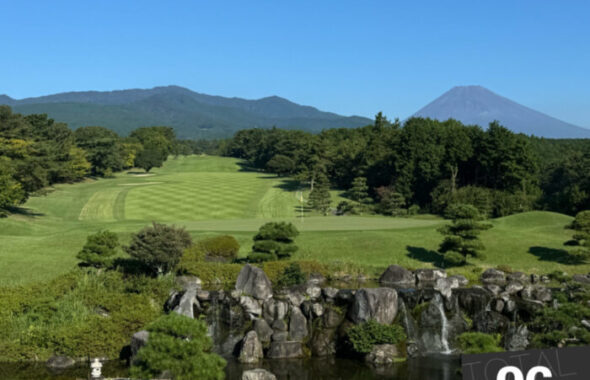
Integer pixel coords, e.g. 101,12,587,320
76,230,119,268
277,263,306,287
198,235,240,260
130,313,225,380
178,261,243,284
456,332,504,354
346,320,406,354
248,222,299,261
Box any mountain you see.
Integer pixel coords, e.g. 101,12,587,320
0,86,372,138
413,85,590,138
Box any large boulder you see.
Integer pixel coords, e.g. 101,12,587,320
434,277,460,300
254,319,273,343
242,369,277,380
310,328,337,356
266,341,304,358
236,265,273,301
573,273,590,284
238,331,264,364
289,307,308,341
173,287,199,318
365,344,398,366
46,356,76,370
481,268,506,285
240,296,262,318
505,325,529,351
263,299,288,323
379,265,415,287
130,330,149,364
349,288,398,325
415,269,446,286
456,287,491,315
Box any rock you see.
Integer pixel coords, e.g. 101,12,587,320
176,275,202,290
506,325,529,351
173,287,199,318
507,272,528,284
196,290,211,302
481,268,506,285
365,344,398,366
335,289,355,303
254,319,273,343
242,369,277,380
349,288,398,325
485,284,502,296
540,275,550,283
285,290,306,307
493,299,505,313
130,330,149,363
263,299,288,323
311,328,337,356
238,331,264,364
322,287,339,300
231,289,242,300
415,269,447,286
473,311,510,334
456,287,492,315
434,277,460,300
236,264,273,301
307,273,326,285
322,305,345,328
520,285,534,299
379,265,415,287
573,273,590,284
312,303,324,317
534,287,552,302
46,356,76,370
305,284,322,300
272,319,288,331
581,320,590,330
240,296,262,318
530,274,540,284
504,282,524,295
272,331,288,342
504,299,517,313
267,341,304,358
289,307,308,341
449,275,469,287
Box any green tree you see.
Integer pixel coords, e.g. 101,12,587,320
350,176,371,204
376,186,406,216
308,173,331,215
125,223,192,275
438,204,491,266
130,313,226,380
135,146,165,172
265,154,295,176
76,230,119,268
567,211,590,263
74,126,123,176
456,332,504,354
0,157,25,216
249,222,299,262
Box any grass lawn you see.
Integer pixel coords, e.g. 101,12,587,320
0,155,585,286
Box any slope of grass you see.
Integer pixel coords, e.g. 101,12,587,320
0,155,586,286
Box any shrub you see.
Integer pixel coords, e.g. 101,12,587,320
76,230,119,268
346,320,406,354
178,261,243,284
125,222,192,275
408,204,420,216
198,235,240,261
277,263,306,287
248,222,299,262
456,332,504,354
130,313,226,380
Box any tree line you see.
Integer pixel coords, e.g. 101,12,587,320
223,113,590,217
0,106,209,215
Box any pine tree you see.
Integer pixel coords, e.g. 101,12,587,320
350,177,371,204
308,174,331,215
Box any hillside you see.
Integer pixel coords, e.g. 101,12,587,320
0,155,583,286
413,85,590,138
0,86,372,138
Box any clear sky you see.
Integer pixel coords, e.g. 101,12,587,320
2,0,590,127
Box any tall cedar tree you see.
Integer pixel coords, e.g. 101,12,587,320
350,176,371,204
308,173,331,215
125,222,192,275
567,210,590,263
438,203,491,266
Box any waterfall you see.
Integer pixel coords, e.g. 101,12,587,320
399,300,417,341
433,293,452,354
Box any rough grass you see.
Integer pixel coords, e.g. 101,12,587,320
0,155,586,285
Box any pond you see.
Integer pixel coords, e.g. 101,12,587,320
0,355,461,380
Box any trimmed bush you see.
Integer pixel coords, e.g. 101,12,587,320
346,320,406,354
76,230,119,268
178,261,243,284
198,235,240,261
277,263,306,287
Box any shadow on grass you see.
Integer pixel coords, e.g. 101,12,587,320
528,246,583,265
236,161,260,172
5,206,44,217
406,246,445,268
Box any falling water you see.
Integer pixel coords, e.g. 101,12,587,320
433,294,452,354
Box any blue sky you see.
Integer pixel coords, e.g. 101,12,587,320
2,0,590,126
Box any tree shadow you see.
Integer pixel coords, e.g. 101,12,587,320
274,179,301,192
528,246,582,265
236,161,260,172
406,246,445,268
5,206,44,217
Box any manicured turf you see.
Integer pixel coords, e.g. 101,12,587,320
0,155,585,285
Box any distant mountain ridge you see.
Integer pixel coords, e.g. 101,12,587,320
413,85,590,138
0,86,372,138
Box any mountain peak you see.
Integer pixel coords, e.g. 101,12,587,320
413,86,590,138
